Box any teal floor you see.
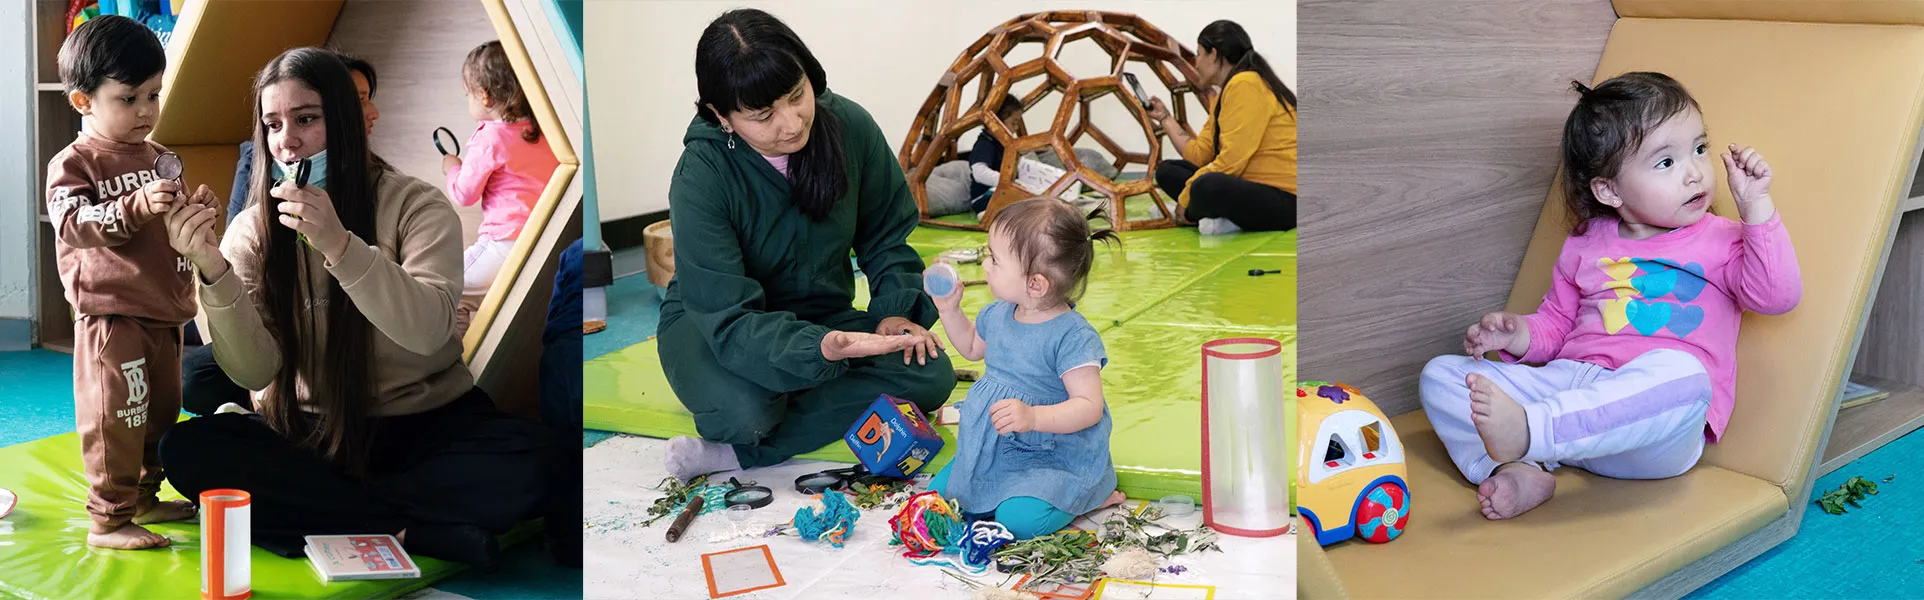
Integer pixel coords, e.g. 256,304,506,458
1688,426,1924,597
0,349,581,599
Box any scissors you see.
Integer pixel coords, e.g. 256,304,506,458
433,127,461,156
794,465,894,495
721,477,773,509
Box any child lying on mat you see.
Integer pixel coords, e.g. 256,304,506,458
47,15,218,549
925,197,1127,539
443,40,561,335
1420,72,1802,520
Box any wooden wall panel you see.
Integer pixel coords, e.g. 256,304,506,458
328,0,497,245
1297,0,1619,415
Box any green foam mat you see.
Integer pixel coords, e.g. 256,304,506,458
0,432,535,600
586,225,1296,501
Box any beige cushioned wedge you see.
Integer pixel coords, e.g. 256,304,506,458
1305,9,1924,598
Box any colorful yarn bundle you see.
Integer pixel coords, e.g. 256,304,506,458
793,492,860,548
889,491,1014,574
959,521,1015,571
890,491,968,558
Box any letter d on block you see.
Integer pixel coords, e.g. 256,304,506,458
857,413,889,447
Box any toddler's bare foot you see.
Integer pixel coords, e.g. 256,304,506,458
1477,462,1555,520
1468,373,1529,462
133,499,197,525
87,523,171,549
1099,491,1127,510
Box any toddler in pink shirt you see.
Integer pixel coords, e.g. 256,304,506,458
443,40,561,333
1420,72,1802,521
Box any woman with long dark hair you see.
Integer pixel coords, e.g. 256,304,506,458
1148,19,1298,233
656,8,956,480
156,48,552,570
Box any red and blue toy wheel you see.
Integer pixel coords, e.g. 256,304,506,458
1354,482,1409,543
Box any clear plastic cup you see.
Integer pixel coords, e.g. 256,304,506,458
925,262,961,299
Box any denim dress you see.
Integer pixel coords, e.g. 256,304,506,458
943,301,1117,517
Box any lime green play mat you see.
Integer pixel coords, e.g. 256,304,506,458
0,430,536,600
585,225,1297,501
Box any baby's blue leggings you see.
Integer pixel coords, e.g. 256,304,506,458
930,464,1075,540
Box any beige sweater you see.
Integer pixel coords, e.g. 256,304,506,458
199,168,473,416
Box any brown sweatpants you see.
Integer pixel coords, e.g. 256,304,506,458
74,315,182,531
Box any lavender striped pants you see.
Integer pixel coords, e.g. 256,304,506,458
1419,349,1711,484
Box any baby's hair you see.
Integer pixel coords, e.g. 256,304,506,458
1560,71,1702,235
59,15,165,95
462,40,541,143
989,198,1121,307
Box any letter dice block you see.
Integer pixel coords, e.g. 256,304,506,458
844,394,944,478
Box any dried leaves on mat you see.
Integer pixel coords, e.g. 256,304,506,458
1100,505,1222,557
992,504,1223,586
1816,476,1880,515
641,475,711,526
992,530,1106,585
850,479,917,510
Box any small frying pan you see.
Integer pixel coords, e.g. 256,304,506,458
433,127,461,156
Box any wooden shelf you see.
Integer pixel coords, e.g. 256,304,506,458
1820,374,1924,475
35,83,62,92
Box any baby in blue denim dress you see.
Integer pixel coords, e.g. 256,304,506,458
925,197,1126,540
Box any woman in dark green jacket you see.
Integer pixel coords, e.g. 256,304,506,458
658,8,957,479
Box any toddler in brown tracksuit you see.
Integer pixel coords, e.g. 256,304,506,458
48,15,217,550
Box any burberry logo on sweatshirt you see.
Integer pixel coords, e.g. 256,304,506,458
46,168,161,234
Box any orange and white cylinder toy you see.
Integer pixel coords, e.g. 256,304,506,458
1200,338,1291,537
200,489,251,599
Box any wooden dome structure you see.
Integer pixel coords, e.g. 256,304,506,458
899,11,1207,231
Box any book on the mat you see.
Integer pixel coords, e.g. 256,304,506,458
1841,381,1892,410
304,534,421,583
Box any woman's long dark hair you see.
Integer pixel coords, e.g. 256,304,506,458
247,48,378,477
1196,20,1296,149
693,8,846,221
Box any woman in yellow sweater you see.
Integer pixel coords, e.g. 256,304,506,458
1148,20,1297,234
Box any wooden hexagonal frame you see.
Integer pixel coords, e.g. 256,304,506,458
900,11,1204,231
154,0,583,413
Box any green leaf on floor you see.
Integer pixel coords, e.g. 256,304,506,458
1816,476,1881,515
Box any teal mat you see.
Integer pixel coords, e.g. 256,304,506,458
586,275,661,362
1688,428,1924,597
0,350,77,447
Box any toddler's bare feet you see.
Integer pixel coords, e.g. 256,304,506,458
133,499,197,525
87,523,171,549
1468,373,1528,462
1477,462,1556,520
1099,491,1127,510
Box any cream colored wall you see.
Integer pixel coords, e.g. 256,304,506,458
586,0,1296,221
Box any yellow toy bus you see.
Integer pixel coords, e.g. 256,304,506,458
1296,381,1410,546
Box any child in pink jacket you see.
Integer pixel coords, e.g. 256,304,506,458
1420,72,1802,521
443,40,560,334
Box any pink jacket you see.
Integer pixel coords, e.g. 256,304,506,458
444,120,560,241
1502,214,1802,442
